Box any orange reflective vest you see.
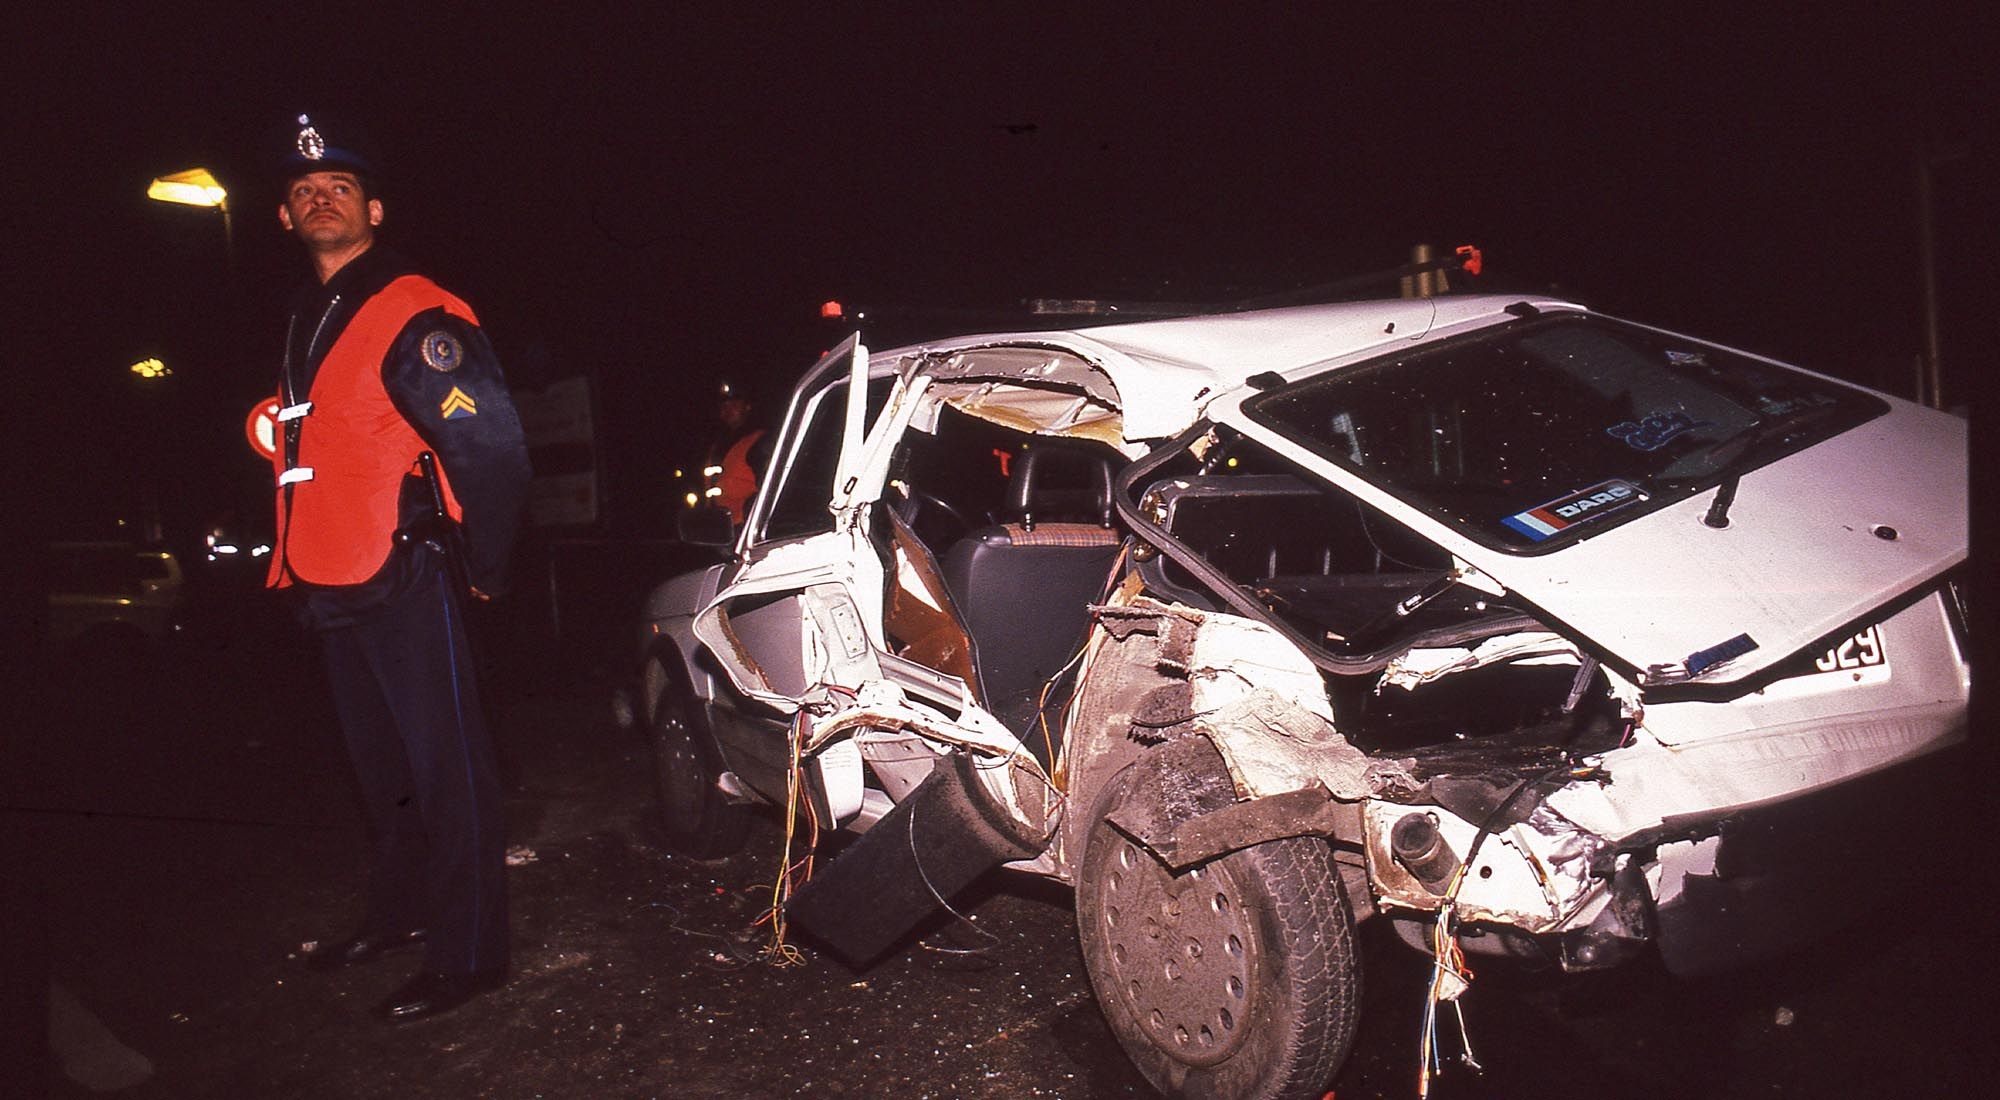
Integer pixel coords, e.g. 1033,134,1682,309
718,428,766,525
268,275,474,588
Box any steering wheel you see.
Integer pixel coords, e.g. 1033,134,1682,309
897,487,975,540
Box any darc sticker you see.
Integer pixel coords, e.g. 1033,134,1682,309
1502,480,1646,542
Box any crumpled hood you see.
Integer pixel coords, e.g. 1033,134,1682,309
1445,401,1966,686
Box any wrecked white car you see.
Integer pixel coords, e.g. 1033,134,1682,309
636,293,1968,1099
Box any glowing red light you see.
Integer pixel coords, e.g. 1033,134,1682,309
819,300,844,319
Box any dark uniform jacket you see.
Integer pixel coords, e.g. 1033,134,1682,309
271,246,530,630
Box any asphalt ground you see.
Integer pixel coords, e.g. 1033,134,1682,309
3,604,1981,1099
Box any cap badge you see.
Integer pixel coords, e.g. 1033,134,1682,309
295,114,326,161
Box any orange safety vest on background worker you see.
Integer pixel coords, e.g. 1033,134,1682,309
716,427,766,525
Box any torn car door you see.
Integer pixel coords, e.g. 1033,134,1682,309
694,335,895,714
694,343,1063,962
694,340,1050,814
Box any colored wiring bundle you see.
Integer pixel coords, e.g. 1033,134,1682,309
752,703,830,968
1417,864,1480,1098
1413,766,1571,1097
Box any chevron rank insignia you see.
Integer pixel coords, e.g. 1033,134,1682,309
439,386,478,419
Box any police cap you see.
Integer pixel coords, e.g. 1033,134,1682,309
272,112,381,189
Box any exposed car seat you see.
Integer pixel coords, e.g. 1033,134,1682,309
940,444,1124,748
880,503,983,698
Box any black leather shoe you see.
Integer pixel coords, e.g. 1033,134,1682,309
302,929,427,971
372,968,505,1022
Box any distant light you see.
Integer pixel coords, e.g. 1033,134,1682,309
130,358,172,379
147,167,227,208
819,300,844,319
213,543,239,555
703,486,722,499
702,465,724,478
684,492,700,507
672,468,684,479
1226,456,1239,468
250,544,272,557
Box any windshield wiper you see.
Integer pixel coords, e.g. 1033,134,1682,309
1654,405,1837,529
1654,404,1839,490
1702,474,1740,529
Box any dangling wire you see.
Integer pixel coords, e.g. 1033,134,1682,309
1033,540,1133,779
906,799,1004,956
1418,863,1477,1098
754,706,815,967
753,684,868,967
1414,766,1568,1096
1034,638,1092,777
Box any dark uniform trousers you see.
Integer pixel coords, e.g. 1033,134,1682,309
320,565,507,977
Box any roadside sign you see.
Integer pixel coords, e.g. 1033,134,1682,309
514,376,600,527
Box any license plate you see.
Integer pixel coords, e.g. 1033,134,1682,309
1811,625,1886,674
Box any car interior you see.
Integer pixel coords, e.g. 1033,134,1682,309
878,404,1125,756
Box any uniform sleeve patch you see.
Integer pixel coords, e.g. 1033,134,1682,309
421,330,465,372
440,386,478,419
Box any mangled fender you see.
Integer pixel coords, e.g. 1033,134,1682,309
1082,598,1418,869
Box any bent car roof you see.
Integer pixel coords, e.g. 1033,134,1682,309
876,294,1967,685
884,294,1575,440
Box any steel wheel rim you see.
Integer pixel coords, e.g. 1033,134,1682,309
653,707,707,834
1095,835,1259,1067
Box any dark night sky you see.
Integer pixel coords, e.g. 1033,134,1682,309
7,5,1989,541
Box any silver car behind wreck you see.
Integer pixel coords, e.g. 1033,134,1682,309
636,293,1968,1099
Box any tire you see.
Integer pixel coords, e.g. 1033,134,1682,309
645,665,749,858
1076,761,1360,1100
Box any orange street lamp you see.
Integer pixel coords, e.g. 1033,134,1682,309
147,166,233,259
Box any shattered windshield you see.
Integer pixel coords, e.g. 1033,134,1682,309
1242,314,1888,551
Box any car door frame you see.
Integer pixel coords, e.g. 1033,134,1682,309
693,339,1055,830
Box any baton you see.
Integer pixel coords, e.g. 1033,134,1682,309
402,451,475,600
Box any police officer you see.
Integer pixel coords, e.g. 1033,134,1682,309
267,113,530,1021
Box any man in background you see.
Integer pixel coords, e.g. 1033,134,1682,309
703,379,772,527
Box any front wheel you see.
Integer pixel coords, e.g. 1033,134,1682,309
645,666,749,858
1076,764,1360,1100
